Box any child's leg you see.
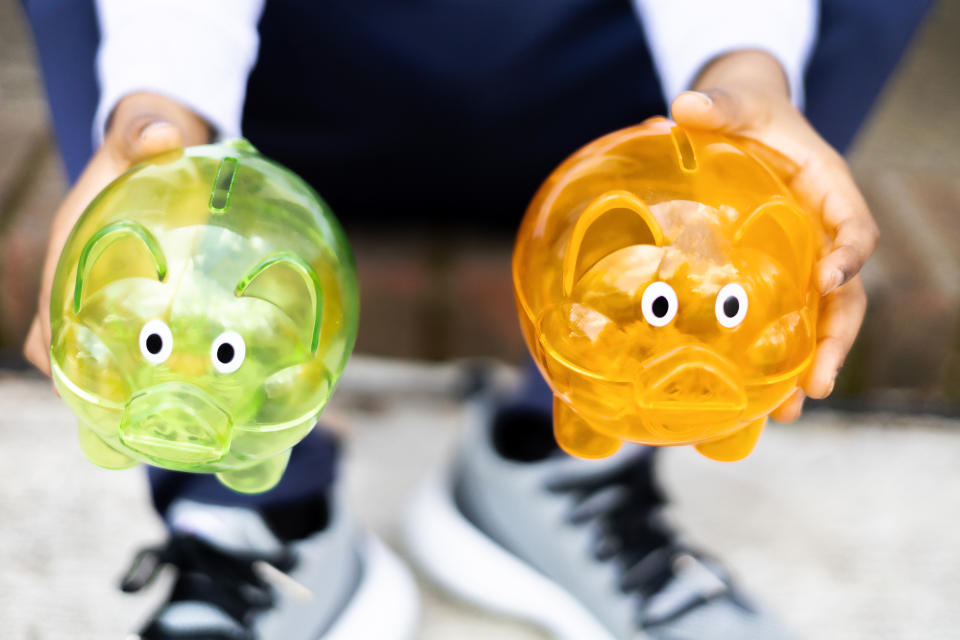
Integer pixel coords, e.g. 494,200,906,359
146,428,341,517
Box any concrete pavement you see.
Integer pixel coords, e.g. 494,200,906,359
0,357,958,639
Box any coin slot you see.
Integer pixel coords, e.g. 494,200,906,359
671,128,697,173
209,156,239,213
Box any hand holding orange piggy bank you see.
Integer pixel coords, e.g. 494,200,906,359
514,118,823,462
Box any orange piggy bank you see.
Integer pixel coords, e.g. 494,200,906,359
513,119,822,462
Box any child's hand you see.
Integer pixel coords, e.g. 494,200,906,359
23,92,209,376
671,50,878,422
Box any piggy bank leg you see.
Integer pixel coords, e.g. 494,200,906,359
694,418,765,462
77,423,138,469
553,396,621,459
216,449,292,494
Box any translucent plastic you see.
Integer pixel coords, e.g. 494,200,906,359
50,140,359,492
514,119,822,462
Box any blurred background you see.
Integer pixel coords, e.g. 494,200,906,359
0,1,958,639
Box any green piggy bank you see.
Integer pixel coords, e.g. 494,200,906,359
49,140,359,493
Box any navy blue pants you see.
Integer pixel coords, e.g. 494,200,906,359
24,0,932,513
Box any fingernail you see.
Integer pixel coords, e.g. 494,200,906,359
823,269,843,294
140,120,173,140
686,91,713,107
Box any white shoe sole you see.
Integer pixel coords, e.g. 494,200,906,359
404,468,622,640
324,534,420,640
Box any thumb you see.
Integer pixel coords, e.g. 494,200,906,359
105,92,211,165
66,119,183,224
670,89,760,134
135,121,184,158
114,119,184,165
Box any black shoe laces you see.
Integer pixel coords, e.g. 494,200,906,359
120,533,296,640
547,454,736,626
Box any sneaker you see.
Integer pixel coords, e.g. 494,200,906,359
122,490,418,639
405,396,795,640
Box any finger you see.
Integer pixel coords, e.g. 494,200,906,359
127,121,183,161
670,88,760,134
785,149,878,293
803,276,867,398
23,316,51,377
770,388,806,423
816,215,880,294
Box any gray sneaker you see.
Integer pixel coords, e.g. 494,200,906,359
405,397,795,640
123,490,418,639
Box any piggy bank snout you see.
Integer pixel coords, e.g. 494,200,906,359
638,346,747,416
120,383,232,465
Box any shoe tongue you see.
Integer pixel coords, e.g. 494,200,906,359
166,500,283,555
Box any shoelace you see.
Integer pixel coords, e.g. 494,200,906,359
547,454,734,626
120,533,296,640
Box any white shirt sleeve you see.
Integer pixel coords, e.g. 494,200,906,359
93,0,265,145
632,0,818,109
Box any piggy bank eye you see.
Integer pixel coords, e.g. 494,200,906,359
715,283,748,328
139,319,173,364
211,331,246,374
641,281,678,327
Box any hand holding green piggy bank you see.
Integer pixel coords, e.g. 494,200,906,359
49,140,359,493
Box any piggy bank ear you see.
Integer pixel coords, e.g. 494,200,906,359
236,252,323,353
74,221,167,313
563,190,665,295
734,198,816,291
537,302,631,375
